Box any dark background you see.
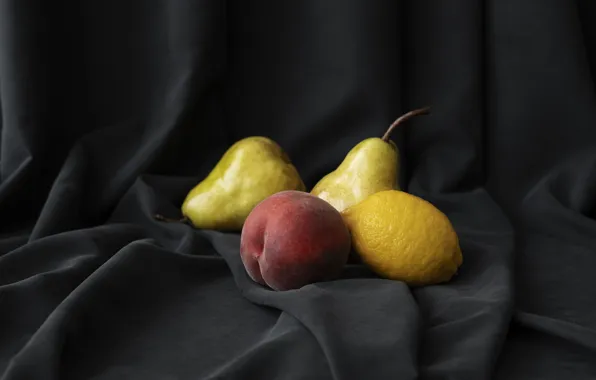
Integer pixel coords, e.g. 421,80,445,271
2,1,596,379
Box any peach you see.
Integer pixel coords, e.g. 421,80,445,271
240,190,351,291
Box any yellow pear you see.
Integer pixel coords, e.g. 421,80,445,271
157,136,305,231
311,107,430,212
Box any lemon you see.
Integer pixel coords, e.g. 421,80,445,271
341,190,463,286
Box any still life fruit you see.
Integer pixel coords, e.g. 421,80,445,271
311,106,430,213
239,190,351,291
342,190,462,286
157,136,305,231
156,106,463,290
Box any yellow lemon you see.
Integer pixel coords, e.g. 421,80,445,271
341,190,463,286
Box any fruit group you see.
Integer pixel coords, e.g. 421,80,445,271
180,137,305,231
342,190,462,286
310,107,430,213
240,190,351,291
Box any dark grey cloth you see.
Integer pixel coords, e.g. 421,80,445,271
1,1,595,379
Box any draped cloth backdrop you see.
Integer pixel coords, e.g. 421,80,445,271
1,1,596,379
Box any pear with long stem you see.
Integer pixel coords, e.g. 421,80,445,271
311,106,430,213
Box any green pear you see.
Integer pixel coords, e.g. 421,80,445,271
162,137,306,231
311,107,430,213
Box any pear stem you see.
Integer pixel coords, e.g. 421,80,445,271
154,214,190,224
381,106,431,142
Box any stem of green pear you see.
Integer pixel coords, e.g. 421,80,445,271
381,106,431,142
154,214,190,224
